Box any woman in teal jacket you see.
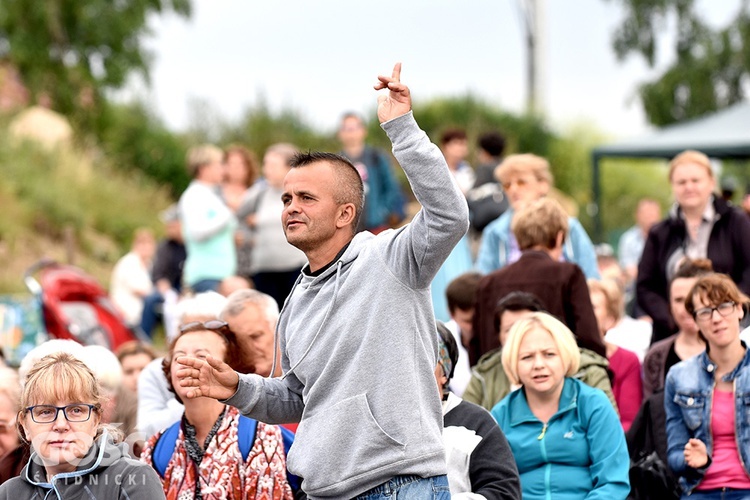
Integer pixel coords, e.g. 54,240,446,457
491,312,630,500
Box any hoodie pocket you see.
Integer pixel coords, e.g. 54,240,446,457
674,392,705,431
287,393,406,493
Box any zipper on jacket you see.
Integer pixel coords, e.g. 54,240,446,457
537,422,548,440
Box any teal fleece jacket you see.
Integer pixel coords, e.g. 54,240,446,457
491,378,630,500
222,111,470,499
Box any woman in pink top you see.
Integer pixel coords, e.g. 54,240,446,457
588,278,643,431
665,273,750,498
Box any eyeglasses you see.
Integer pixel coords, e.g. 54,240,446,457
179,320,230,334
693,302,736,322
25,404,96,424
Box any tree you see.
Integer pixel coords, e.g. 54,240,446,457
607,0,750,126
0,0,191,132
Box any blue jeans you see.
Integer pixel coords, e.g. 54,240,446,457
684,488,750,500
355,475,450,499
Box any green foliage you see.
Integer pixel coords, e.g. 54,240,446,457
607,0,750,126
0,0,192,134
221,99,339,156
0,122,172,292
101,101,190,197
597,158,671,244
409,94,554,160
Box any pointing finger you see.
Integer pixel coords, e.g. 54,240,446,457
391,62,402,82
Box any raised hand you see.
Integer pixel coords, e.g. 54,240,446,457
374,62,411,124
684,438,709,468
175,354,240,400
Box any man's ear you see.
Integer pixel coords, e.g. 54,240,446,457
336,203,357,229
555,230,565,249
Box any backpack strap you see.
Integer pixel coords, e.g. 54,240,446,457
237,415,258,460
152,421,181,478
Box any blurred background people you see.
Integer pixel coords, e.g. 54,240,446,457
179,144,238,293
637,150,750,343
642,259,711,400
588,279,642,431
337,112,405,234
237,143,307,308
222,144,260,281
0,368,25,484
476,153,599,280
116,341,158,395
139,205,186,339
618,198,661,289
440,128,475,196
110,227,156,329
466,131,509,236
443,272,481,396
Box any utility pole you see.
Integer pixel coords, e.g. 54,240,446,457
517,0,545,115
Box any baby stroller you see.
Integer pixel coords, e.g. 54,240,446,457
24,259,145,350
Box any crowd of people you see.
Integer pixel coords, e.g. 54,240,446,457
1,64,750,499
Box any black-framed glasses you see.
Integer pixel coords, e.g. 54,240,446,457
179,320,230,334
25,404,96,424
693,302,736,322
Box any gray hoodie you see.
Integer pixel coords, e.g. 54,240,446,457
0,429,165,499
223,111,469,498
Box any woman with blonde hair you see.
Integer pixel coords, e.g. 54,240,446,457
665,273,750,498
0,352,163,498
637,149,750,343
491,312,629,499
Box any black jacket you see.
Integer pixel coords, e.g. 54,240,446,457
636,197,750,343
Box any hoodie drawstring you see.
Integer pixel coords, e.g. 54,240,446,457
273,261,343,380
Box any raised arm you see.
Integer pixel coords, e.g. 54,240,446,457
375,63,469,288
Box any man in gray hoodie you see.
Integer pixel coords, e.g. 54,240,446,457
176,63,470,499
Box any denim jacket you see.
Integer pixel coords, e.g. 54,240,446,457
664,344,750,494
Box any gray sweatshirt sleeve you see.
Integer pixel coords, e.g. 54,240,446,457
380,112,469,288
221,372,305,424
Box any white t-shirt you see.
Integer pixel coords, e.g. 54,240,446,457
605,316,652,363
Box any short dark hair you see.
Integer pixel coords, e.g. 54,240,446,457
493,291,546,334
478,132,506,158
290,151,365,232
446,272,482,314
436,321,458,380
671,258,713,285
440,128,467,146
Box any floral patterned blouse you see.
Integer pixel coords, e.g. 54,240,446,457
141,406,294,499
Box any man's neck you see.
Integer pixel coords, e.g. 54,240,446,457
306,234,354,273
528,245,562,261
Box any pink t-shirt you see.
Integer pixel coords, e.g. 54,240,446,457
609,347,642,431
697,389,750,490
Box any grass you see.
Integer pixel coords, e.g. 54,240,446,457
0,120,175,295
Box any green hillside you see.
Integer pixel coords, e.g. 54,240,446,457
0,117,174,295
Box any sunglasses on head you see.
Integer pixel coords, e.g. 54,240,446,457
179,320,231,334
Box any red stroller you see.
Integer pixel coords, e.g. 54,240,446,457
24,259,145,350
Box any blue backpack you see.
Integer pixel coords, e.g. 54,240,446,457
151,415,299,491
